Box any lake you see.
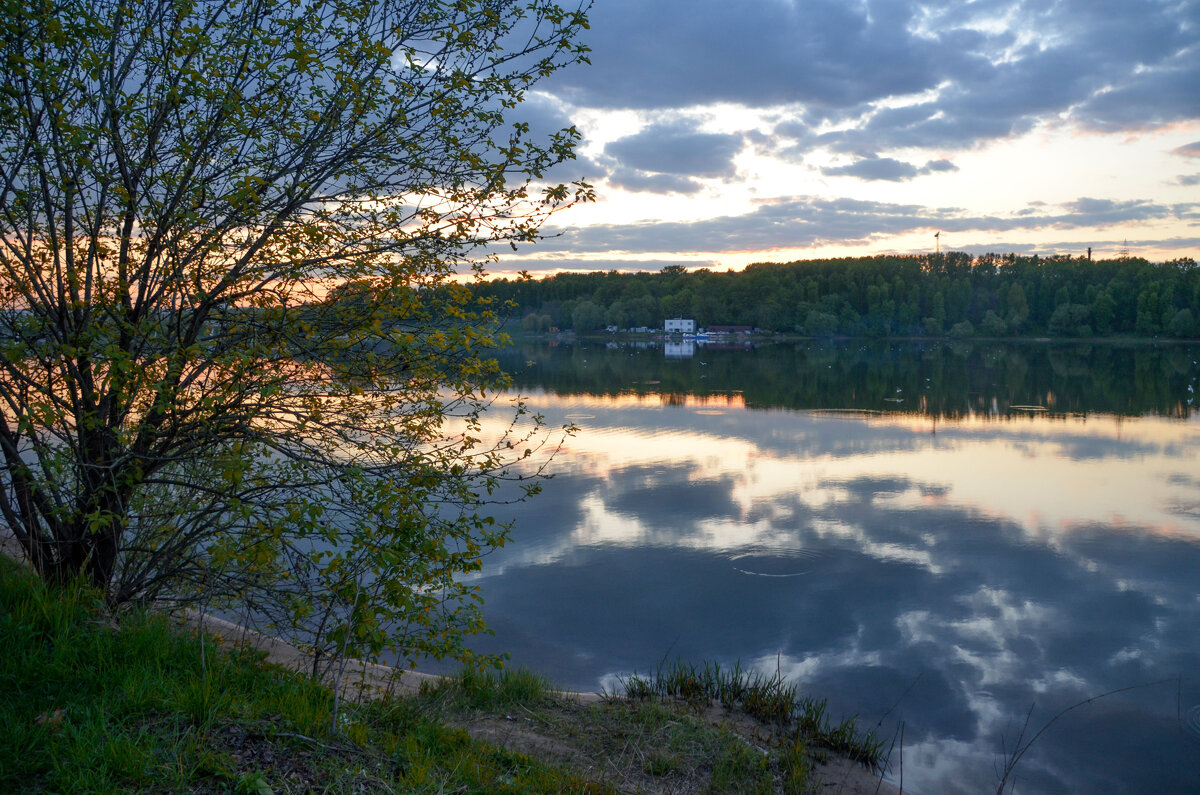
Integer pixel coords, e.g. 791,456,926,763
455,339,1200,794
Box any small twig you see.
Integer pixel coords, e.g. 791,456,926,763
996,678,1178,794
274,731,358,755
875,672,922,730
875,719,903,794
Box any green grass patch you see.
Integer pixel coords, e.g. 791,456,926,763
0,558,602,794
0,557,888,793
614,657,885,771
421,665,560,711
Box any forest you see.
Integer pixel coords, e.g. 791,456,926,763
473,253,1200,338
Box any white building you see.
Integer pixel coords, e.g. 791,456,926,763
664,317,696,334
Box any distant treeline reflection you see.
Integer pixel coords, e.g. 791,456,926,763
498,340,1200,419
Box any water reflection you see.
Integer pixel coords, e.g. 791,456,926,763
449,342,1200,793
500,339,1200,419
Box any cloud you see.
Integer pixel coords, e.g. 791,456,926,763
487,258,718,276
537,195,1194,254
506,91,606,182
499,2,1200,264
607,169,704,195
605,120,744,178
599,118,744,193
1070,48,1200,133
952,236,1200,257
1061,197,1184,226
1175,141,1200,158
822,156,921,182
546,0,1199,159
923,158,958,173
821,155,960,182
546,0,948,111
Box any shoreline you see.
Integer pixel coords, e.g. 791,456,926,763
2,532,899,793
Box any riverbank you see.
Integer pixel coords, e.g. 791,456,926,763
0,550,898,793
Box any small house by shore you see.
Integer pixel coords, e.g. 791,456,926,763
665,317,696,334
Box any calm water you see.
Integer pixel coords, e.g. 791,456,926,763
461,340,1200,794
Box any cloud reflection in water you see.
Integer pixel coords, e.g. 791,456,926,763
463,391,1200,793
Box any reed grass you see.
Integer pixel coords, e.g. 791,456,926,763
615,657,885,769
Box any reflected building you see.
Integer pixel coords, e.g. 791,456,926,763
664,340,695,358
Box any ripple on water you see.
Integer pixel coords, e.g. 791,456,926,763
1186,704,1200,741
728,547,824,578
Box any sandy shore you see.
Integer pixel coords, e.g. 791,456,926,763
184,611,899,794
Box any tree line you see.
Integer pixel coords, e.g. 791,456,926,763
475,254,1200,338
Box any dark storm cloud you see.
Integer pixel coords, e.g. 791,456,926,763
547,1,1199,155
538,196,1193,254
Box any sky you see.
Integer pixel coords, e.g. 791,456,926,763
497,0,1200,276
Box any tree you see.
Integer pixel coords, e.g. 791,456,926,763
979,310,1008,337
571,298,604,331
948,319,974,338
1091,289,1116,335
0,0,590,671
1167,308,1196,338
1006,282,1029,330
1136,282,1165,335
1048,304,1091,337
603,298,629,329
803,310,838,337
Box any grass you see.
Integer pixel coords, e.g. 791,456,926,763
413,679,787,793
0,558,601,794
0,556,887,793
407,657,885,793
616,658,886,768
